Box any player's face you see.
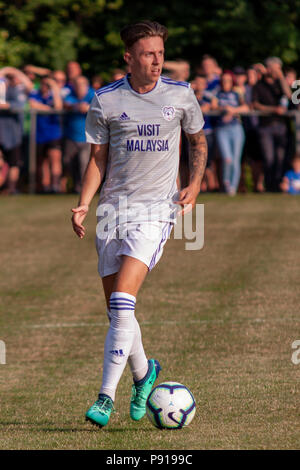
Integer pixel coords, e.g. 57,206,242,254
125,36,164,85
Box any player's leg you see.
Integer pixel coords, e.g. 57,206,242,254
102,269,151,383
86,223,170,427
86,257,149,427
118,223,174,420
113,256,161,421
99,256,148,395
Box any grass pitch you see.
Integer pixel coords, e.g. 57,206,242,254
0,193,300,450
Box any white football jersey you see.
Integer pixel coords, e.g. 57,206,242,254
85,74,204,224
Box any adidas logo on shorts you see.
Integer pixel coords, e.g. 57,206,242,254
109,349,125,357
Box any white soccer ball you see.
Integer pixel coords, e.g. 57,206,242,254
146,382,196,429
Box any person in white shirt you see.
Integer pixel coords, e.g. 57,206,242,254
71,20,207,428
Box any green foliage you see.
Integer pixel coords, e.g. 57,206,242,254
1,0,300,76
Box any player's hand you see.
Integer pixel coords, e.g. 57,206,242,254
175,185,199,216
71,204,89,239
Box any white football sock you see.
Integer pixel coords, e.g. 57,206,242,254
106,308,148,383
100,292,135,401
128,318,148,382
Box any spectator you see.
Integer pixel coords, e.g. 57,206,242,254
200,55,221,95
29,76,63,193
233,66,251,192
22,65,53,162
193,74,218,191
0,66,33,194
280,154,300,194
284,67,297,91
23,64,51,90
91,75,104,90
66,61,82,91
162,60,191,187
283,67,298,175
0,152,9,191
252,57,291,191
163,60,190,81
252,63,267,82
243,67,265,192
212,72,249,195
233,66,247,99
62,76,93,193
110,69,126,82
52,70,70,99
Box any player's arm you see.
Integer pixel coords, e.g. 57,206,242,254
176,129,207,215
71,143,109,238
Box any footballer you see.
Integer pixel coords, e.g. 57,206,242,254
71,20,207,427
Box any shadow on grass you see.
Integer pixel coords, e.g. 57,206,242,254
0,422,156,433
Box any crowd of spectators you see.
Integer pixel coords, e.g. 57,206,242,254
0,56,300,196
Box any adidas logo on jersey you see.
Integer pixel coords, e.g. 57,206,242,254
119,112,130,121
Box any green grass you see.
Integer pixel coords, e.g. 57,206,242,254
0,193,300,449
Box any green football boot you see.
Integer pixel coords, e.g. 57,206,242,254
85,394,115,428
130,359,161,421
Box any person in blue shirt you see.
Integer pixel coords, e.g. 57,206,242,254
29,76,63,193
0,66,33,194
194,74,218,192
212,72,249,195
62,76,94,193
201,55,221,96
280,155,300,194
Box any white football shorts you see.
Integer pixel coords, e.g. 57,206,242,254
95,221,174,278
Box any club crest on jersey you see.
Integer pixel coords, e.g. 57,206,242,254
162,105,176,121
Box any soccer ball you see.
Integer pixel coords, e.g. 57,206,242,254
146,382,196,429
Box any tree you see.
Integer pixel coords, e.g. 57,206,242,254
1,0,300,77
